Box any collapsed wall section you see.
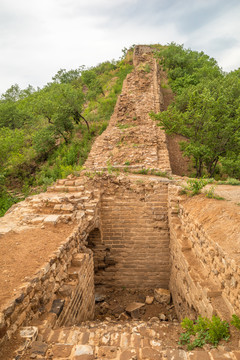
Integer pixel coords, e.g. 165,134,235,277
168,184,240,321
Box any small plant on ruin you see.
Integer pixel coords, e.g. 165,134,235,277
137,168,149,175
179,316,230,350
117,123,133,129
124,160,130,166
204,186,224,200
144,64,151,73
181,178,209,196
231,314,240,330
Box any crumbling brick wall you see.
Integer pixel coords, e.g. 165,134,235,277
168,184,240,321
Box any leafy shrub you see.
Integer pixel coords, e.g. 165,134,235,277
179,316,230,350
231,314,240,330
205,186,224,200
181,178,209,196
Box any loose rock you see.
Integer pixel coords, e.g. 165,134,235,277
154,288,171,304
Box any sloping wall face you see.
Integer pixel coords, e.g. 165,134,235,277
168,184,240,321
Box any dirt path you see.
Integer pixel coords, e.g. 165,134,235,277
0,224,74,309
205,184,240,204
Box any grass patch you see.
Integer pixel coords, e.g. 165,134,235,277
218,177,240,186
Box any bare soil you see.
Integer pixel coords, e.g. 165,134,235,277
0,224,74,309
181,195,240,259
94,287,177,322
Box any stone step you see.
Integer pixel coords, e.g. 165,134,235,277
29,320,240,360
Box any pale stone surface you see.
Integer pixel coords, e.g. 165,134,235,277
44,215,60,224
74,345,93,355
20,326,38,340
145,295,154,305
154,288,171,304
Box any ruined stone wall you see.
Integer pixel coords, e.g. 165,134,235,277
98,176,170,289
168,184,240,321
84,46,171,173
0,183,100,345
57,253,95,327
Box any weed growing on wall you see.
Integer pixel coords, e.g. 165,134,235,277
181,178,209,196
179,316,230,350
231,314,240,330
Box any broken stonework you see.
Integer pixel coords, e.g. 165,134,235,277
125,302,145,319
154,288,171,304
145,295,154,305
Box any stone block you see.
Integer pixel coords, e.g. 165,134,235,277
30,341,48,356
52,344,73,358
145,296,154,305
43,215,60,225
20,326,38,341
73,345,94,360
50,299,65,317
61,204,75,212
154,288,171,304
72,253,86,267
125,302,145,319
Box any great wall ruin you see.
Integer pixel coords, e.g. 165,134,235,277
0,45,240,359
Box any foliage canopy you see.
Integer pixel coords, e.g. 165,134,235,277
151,43,240,178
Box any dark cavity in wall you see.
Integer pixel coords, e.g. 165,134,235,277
86,228,116,287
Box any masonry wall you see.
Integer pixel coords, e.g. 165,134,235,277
0,195,99,345
57,252,95,326
168,184,240,321
98,177,170,288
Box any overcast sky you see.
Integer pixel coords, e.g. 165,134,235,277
1,0,240,95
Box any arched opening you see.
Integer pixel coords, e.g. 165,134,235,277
86,228,116,287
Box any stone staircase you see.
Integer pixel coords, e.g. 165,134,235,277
22,319,240,359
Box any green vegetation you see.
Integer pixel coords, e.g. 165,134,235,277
231,314,240,330
151,43,240,179
204,186,224,200
218,177,240,186
133,168,171,179
0,50,133,216
180,178,210,196
179,316,230,350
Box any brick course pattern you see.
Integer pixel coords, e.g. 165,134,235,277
99,179,170,288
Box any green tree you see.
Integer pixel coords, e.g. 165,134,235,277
152,43,240,178
30,83,88,145
151,78,240,177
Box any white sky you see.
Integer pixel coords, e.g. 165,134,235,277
0,0,240,95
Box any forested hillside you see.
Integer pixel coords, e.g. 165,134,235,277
151,43,240,179
0,49,133,215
